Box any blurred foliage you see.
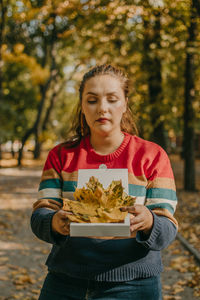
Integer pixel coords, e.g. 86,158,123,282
0,0,200,152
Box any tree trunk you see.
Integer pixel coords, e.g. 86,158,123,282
0,0,7,101
18,21,57,165
193,0,200,14
143,11,167,150
18,127,35,166
18,79,54,165
11,140,15,158
0,142,2,168
32,14,57,159
33,63,81,158
183,2,197,191
33,129,41,159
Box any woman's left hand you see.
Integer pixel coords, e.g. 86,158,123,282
121,204,153,236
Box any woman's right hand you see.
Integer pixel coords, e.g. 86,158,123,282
52,210,72,236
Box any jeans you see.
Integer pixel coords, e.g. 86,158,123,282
38,272,162,300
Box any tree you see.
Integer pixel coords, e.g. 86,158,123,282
183,0,198,191
16,0,78,164
0,0,7,102
142,6,167,149
0,0,8,161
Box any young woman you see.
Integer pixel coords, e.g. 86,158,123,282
31,64,178,300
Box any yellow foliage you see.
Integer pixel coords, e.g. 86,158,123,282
55,0,80,15
21,0,32,9
14,7,40,22
1,44,7,53
14,44,25,55
63,176,135,223
3,50,49,85
40,24,46,32
26,8,41,21
58,28,75,39
31,67,50,85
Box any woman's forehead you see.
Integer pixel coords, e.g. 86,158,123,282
83,74,123,94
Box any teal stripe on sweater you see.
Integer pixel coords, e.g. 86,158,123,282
128,184,146,197
146,188,177,201
146,203,174,214
39,180,78,192
63,181,77,192
39,179,61,191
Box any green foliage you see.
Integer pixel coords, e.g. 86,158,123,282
1,61,38,142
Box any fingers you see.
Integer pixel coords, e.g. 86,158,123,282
34,202,60,211
130,220,145,232
120,204,143,214
58,210,73,220
120,206,135,214
121,205,153,234
59,221,70,235
33,199,62,212
52,210,71,236
130,214,142,225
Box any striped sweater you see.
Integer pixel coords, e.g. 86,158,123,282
31,133,178,281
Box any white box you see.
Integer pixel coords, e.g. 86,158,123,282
70,214,130,237
77,169,129,193
70,168,130,237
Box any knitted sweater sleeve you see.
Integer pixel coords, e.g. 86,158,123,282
136,145,178,250
31,146,68,245
145,146,178,221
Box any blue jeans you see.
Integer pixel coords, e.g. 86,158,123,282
38,272,162,300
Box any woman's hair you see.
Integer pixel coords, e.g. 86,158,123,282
63,64,138,148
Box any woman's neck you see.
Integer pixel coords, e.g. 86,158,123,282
90,131,124,155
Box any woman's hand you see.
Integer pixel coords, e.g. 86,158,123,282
52,210,72,236
121,204,153,236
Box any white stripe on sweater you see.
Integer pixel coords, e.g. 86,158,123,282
38,188,62,199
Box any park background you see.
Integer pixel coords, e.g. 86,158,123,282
0,0,200,299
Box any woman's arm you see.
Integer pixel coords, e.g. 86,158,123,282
121,204,177,250
31,207,70,245
136,211,177,250
30,145,70,245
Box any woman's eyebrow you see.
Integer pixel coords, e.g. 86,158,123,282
86,91,118,96
106,92,118,95
86,92,98,95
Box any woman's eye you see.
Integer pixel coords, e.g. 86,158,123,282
108,98,118,102
87,97,97,103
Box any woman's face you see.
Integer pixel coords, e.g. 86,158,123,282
81,75,127,136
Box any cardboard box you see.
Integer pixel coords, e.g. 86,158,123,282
70,214,130,237
77,168,129,193
69,168,130,237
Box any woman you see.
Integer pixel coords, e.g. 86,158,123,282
31,64,178,300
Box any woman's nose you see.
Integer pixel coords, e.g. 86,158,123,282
97,99,108,113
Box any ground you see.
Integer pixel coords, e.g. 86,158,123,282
0,153,200,300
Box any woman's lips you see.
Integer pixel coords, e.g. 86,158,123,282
96,118,109,123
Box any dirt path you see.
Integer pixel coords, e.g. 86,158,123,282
0,167,199,300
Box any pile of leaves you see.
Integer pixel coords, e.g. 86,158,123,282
62,176,135,223
172,190,200,298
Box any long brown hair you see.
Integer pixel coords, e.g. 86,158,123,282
63,64,138,148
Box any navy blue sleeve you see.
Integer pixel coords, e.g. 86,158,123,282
30,208,69,246
136,212,177,250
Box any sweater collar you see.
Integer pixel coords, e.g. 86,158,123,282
84,132,131,163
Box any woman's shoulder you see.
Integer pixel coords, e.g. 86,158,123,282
129,134,162,149
128,134,168,157
48,138,84,157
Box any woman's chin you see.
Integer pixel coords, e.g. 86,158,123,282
92,127,111,136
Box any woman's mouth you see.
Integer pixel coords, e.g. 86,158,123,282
96,118,109,123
